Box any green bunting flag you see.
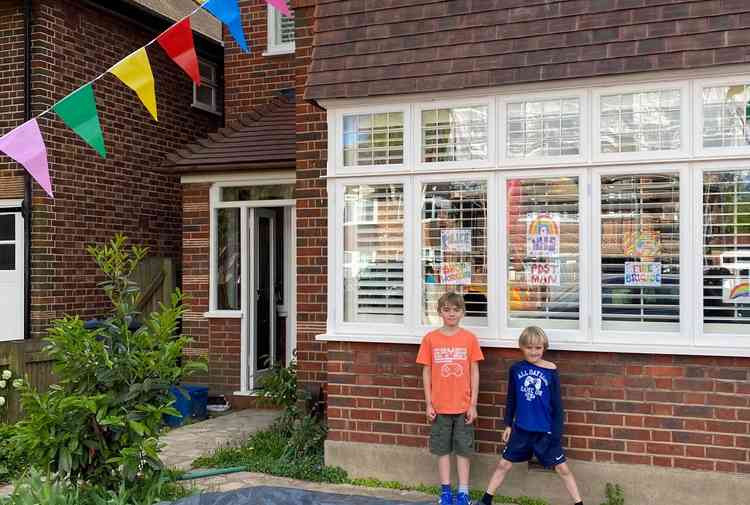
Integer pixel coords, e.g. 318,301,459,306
52,83,107,158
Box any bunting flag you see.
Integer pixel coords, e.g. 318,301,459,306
0,119,53,198
52,84,107,158
202,0,250,53
157,18,201,85
110,48,158,121
265,0,292,18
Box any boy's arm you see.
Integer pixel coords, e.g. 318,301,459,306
503,366,516,428
465,361,480,424
550,371,564,442
422,366,436,421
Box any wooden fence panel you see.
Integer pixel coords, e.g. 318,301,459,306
0,340,56,423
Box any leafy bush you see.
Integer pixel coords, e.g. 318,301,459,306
600,483,625,505
11,235,207,490
0,424,27,484
257,359,299,410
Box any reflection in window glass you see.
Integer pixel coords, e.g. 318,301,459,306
343,112,404,166
221,184,295,202
507,98,580,158
422,106,488,162
600,90,681,153
421,181,487,326
703,170,750,334
343,184,404,323
507,177,580,329
216,208,241,310
600,174,680,331
703,85,750,148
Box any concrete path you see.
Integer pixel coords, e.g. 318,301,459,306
161,409,279,470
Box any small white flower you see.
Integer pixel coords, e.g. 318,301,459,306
1,370,11,380
0,397,6,407
12,379,22,389
0,381,6,389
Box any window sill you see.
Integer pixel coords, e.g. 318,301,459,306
191,103,222,117
263,46,295,57
203,311,243,319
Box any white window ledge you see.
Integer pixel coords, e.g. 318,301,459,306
263,47,295,57
316,333,750,357
203,311,243,319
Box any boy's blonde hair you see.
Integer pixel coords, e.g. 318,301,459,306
437,292,465,312
519,326,549,350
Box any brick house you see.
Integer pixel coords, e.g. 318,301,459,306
0,0,223,340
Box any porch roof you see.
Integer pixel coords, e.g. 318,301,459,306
160,96,296,174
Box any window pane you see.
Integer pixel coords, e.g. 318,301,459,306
0,244,14,271
198,61,215,84
217,208,241,310
421,181,487,326
0,215,14,241
601,174,680,332
702,85,750,148
507,98,580,158
344,184,404,323
196,84,214,107
343,112,404,166
599,89,681,153
221,184,294,201
275,0,295,45
703,170,750,334
507,177,580,329
422,106,488,162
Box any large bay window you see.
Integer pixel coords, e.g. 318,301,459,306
322,72,750,355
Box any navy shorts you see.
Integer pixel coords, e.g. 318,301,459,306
502,425,567,468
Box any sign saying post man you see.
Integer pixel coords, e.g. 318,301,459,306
525,261,561,286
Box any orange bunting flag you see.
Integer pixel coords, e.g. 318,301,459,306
110,48,158,121
157,18,201,85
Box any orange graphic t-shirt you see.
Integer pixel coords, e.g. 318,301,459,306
416,328,484,414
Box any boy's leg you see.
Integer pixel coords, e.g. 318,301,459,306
453,414,475,490
430,414,454,504
554,463,582,503
438,454,451,485
485,457,513,496
456,455,470,488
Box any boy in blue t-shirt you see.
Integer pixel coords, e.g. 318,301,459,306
480,326,583,505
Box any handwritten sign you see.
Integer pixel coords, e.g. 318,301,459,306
527,213,560,258
624,262,662,287
441,262,472,285
525,262,560,286
441,228,472,253
722,278,750,304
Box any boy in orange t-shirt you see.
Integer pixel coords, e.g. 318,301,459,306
417,292,484,505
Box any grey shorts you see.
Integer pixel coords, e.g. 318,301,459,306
429,413,475,456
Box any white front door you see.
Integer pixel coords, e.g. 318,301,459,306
248,208,276,389
0,204,24,341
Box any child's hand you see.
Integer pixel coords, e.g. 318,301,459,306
465,405,478,424
426,404,437,422
502,427,512,443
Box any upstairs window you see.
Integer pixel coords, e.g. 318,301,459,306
193,60,218,114
506,97,581,159
343,112,404,167
421,105,489,163
266,0,295,55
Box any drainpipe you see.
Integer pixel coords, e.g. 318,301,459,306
23,0,32,339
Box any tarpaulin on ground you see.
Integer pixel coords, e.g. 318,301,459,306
168,486,433,505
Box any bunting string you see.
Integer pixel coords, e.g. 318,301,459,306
0,0,292,197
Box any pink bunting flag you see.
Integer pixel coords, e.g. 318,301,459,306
265,0,292,17
0,119,53,198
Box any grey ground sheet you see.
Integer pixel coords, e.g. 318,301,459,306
169,486,434,505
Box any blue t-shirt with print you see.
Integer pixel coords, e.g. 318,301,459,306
504,361,563,441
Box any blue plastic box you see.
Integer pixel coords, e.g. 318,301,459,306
165,384,209,427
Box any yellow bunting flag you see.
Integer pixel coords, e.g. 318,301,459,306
110,48,158,121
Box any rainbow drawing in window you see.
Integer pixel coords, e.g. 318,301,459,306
526,212,560,258
722,278,750,303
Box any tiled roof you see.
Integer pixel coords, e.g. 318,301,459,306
161,96,296,174
306,0,750,100
130,0,221,41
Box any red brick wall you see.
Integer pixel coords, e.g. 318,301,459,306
326,343,750,473
13,0,222,336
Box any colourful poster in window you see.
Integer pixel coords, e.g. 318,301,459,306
440,262,472,285
441,228,472,253
524,262,560,286
624,262,662,287
623,230,661,259
722,278,750,303
526,213,560,258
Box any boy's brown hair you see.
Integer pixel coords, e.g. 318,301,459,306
437,292,465,312
519,326,549,350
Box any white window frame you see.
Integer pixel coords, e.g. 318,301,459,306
0,199,24,342
693,76,750,159
264,2,295,57
415,97,496,172
318,68,750,355
591,164,692,347
331,105,412,177
592,80,691,163
498,88,589,168
499,168,591,345
192,59,219,114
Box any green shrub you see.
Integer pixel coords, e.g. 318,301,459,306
11,235,207,490
0,424,27,484
257,360,299,410
600,483,625,505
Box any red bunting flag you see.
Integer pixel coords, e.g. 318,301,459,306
157,18,201,85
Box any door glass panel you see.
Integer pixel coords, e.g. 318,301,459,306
256,216,272,370
0,244,14,271
217,208,241,310
0,215,13,241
